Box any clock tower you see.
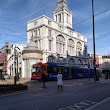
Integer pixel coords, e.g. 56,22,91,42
53,0,72,28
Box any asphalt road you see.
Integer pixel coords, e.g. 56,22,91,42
0,80,110,110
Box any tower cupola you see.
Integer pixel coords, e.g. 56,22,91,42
53,0,72,28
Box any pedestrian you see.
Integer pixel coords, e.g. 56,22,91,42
42,70,46,88
57,72,63,92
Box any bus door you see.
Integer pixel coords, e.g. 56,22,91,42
47,65,58,80
62,66,68,80
77,67,84,78
68,67,72,79
71,67,76,78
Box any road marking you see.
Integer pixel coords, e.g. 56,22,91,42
100,80,110,84
58,100,96,110
85,97,110,110
0,89,40,97
64,83,84,87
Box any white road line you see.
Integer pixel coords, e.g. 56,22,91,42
64,83,84,87
85,97,110,110
0,89,39,97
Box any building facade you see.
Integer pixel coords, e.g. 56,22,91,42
27,0,88,66
7,44,25,77
89,54,110,70
22,41,43,78
0,42,10,73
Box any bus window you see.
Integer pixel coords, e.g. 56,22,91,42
58,66,62,73
78,68,84,73
72,68,76,74
53,67,58,73
61,67,66,74
64,67,68,74
32,65,41,74
85,69,89,73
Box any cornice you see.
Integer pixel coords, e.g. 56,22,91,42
27,24,87,43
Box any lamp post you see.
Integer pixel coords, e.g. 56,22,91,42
92,0,99,82
14,45,20,84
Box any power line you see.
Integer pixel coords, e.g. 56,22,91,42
0,4,109,44
0,27,25,35
15,1,56,22
73,8,110,26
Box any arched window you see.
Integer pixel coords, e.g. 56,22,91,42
48,56,54,63
77,59,83,65
56,35,65,54
67,39,75,55
68,58,75,64
76,42,82,56
57,57,66,63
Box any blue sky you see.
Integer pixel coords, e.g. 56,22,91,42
0,0,110,55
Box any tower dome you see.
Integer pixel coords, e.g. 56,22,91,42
26,40,38,50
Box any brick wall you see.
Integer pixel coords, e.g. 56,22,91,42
0,53,7,72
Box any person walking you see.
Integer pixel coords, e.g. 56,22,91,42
57,72,63,92
42,71,46,88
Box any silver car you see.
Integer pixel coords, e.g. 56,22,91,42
3,73,10,79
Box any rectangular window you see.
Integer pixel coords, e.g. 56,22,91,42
38,29,40,36
55,15,57,22
48,29,52,36
62,13,63,22
63,44,64,53
35,30,37,36
39,40,41,49
56,43,58,52
58,14,61,23
67,14,69,23
49,40,52,51
59,43,61,53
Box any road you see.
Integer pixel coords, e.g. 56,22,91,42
0,79,110,110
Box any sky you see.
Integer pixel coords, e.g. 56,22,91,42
0,0,110,56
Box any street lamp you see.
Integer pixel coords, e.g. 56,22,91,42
14,45,20,84
92,0,99,82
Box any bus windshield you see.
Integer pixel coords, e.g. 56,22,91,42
32,65,41,74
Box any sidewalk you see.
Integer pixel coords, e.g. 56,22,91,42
0,76,109,90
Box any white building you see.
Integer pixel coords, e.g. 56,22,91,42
7,42,42,78
27,0,88,66
7,44,26,77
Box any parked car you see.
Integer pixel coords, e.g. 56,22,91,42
3,73,10,79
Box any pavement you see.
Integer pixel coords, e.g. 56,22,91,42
0,76,109,90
